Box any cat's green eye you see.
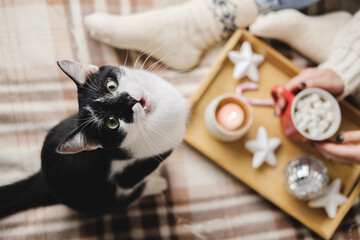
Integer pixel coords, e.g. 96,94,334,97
106,115,119,129
106,80,118,93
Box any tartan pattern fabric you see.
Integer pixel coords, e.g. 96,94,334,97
0,0,359,239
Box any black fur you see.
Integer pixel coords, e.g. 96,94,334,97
0,63,173,218
0,173,57,217
114,150,172,189
41,114,136,213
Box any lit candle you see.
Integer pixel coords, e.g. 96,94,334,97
216,103,244,130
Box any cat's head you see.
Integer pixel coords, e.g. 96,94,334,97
56,60,188,158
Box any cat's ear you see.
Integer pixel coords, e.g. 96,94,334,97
57,130,101,154
57,60,99,86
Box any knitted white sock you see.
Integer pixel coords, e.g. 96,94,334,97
249,9,352,64
85,0,258,70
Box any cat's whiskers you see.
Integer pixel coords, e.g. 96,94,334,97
146,47,179,73
89,116,101,129
133,41,157,69
61,116,98,144
137,128,164,163
149,57,177,75
85,81,99,93
151,97,187,117
142,119,184,148
144,105,186,122
123,49,129,67
137,119,166,163
152,65,169,76
130,122,150,157
88,76,102,92
81,118,98,132
145,115,183,123
154,64,194,77
129,121,137,146
149,49,196,76
72,115,95,122
80,85,98,93
139,118,184,149
140,41,170,71
97,120,103,139
84,74,99,92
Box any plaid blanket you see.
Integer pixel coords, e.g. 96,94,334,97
1,0,360,239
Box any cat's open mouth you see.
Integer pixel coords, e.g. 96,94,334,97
140,97,151,113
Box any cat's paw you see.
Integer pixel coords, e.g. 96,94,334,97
142,176,168,197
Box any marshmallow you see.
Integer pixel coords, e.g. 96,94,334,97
303,96,313,104
318,109,327,118
309,128,321,138
294,112,304,124
313,101,323,109
326,112,334,121
323,101,332,109
309,108,318,116
294,93,336,137
310,114,320,122
296,100,305,110
310,93,321,103
302,115,311,124
297,121,308,131
308,120,317,129
318,119,330,132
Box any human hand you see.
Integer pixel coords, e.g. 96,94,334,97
314,131,360,164
285,68,344,97
275,68,344,116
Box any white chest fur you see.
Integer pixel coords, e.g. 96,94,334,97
109,159,139,196
109,159,136,180
109,158,167,197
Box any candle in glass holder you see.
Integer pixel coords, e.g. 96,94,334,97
216,103,244,130
204,94,253,141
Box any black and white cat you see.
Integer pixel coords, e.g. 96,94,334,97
0,60,188,217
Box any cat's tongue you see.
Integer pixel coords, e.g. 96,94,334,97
140,97,151,113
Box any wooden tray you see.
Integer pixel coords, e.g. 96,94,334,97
184,29,360,239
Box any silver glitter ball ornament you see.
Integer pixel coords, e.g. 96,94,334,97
283,156,329,201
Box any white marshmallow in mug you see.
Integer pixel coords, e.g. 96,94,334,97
312,101,322,109
318,109,327,118
309,128,321,138
326,112,334,122
318,119,330,131
294,92,338,138
297,121,307,131
310,93,321,102
323,101,332,109
308,120,317,129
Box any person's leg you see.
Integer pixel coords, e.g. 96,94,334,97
85,0,323,70
85,0,258,70
250,9,352,63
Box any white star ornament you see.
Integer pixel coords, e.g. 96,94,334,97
228,41,264,82
245,126,281,168
308,178,348,219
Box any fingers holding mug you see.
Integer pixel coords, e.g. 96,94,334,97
285,68,344,98
336,130,360,144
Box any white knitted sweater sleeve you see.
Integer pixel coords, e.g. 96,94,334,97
319,10,360,103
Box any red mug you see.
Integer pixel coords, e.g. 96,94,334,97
271,85,341,142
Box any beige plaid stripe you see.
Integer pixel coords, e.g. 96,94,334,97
1,0,360,239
